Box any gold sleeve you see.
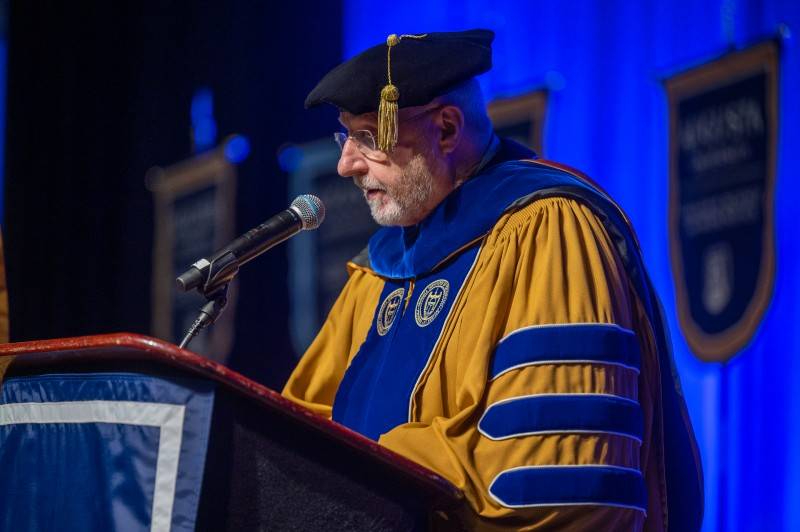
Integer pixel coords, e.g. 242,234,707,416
377,198,659,530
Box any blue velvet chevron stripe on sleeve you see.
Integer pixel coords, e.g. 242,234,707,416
478,393,644,442
489,465,647,513
490,323,641,379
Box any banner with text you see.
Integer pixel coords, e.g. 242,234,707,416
665,41,778,362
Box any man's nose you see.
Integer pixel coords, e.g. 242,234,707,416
337,139,369,178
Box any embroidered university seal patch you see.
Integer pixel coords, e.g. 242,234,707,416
415,279,449,327
376,287,405,336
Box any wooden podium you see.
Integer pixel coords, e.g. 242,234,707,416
0,334,465,531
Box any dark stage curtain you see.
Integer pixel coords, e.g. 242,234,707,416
4,1,342,389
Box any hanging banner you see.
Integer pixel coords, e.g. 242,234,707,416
665,41,778,362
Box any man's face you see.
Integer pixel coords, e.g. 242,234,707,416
337,107,450,227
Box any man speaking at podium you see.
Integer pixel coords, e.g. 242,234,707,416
283,30,703,531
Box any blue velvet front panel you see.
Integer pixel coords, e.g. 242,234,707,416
333,245,480,440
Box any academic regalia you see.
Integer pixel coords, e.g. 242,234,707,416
284,138,703,531
289,29,703,531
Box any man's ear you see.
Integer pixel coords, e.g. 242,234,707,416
436,105,465,155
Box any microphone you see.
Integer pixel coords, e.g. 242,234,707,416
176,194,325,293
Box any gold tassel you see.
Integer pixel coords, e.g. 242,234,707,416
378,83,399,152
378,34,400,152
377,33,427,153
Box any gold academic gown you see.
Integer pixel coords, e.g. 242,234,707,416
283,156,702,531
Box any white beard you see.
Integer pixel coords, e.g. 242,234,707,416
358,153,434,226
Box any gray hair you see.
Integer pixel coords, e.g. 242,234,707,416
435,78,493,137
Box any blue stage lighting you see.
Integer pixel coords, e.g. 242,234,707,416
277,144,303,172
224,135,250,164
191,87,217,152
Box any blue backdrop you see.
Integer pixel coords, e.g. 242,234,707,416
344,1,800,530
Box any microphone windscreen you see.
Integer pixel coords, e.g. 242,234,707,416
291,194,326,230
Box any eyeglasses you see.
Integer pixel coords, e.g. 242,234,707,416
333,130,387,161
333,105,443,161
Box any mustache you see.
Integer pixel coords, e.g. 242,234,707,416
354,176,387,191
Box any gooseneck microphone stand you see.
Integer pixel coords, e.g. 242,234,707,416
178,251,240,350
178,285,229,349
